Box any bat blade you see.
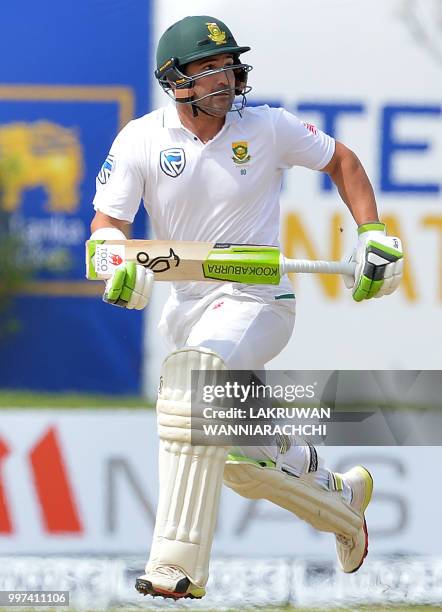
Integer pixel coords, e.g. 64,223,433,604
86,240,282,284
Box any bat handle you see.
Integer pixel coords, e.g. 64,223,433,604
280,255,356,276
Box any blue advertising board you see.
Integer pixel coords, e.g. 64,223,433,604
0,1,152,393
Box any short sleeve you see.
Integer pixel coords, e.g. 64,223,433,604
93,121,144,223
272,108,335,171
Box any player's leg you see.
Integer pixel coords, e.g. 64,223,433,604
136,292,295,598
183,294,373,573
224,445,373,573
136,346,229,599
184,293,295,369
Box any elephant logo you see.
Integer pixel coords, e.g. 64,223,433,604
0,121,84,212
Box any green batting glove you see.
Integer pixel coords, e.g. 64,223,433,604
104,262,154,310
344,222,404,302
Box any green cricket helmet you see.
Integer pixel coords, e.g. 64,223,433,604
155,15,253,113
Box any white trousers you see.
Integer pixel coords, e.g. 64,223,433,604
157,286,345,536
159,285,296,463
159,285,296,368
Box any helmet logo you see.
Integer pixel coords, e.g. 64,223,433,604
206,22,227,45
232,141,251,164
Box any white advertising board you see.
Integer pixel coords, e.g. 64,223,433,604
0,411,440,558
145,0,442,397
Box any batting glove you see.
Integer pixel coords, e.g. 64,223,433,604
344,222,403,302
90,226,154,310
104,261,153,310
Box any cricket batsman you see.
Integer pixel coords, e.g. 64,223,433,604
89,15,403,599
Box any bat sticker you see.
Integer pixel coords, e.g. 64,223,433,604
136,248,180,273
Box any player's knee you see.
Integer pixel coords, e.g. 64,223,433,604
157,346,228,443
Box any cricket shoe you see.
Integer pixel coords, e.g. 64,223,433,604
135,565,205,600
334,466,373,573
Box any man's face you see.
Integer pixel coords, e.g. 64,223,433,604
184,53,236,117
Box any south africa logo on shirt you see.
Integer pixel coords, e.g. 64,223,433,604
160,148,186,177
232,141,251,165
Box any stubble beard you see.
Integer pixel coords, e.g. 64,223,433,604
194,88,235,117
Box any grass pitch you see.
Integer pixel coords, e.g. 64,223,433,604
0,390,153,408
0,390,438,411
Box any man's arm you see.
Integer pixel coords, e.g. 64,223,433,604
90,210,130,235
89,210,153,310
321,141,379,225
321,141,403,301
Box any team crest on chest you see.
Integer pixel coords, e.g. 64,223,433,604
160,147,186,177
231,141,251,165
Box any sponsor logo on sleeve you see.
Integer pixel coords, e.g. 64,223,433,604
303,122,318,135
97,154,115,184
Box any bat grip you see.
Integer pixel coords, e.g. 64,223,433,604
281,256,356,276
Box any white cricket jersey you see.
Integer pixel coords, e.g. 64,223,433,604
93,103,335,298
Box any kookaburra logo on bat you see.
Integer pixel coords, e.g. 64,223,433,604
136,248,180,273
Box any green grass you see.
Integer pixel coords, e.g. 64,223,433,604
0,390,438,411
0,390,154,408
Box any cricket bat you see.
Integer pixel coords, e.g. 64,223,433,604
86,240,355,285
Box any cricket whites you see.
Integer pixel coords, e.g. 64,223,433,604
86,239,355,285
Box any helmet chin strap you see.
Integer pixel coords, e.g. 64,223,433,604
173,85,202,117
191,102,200,118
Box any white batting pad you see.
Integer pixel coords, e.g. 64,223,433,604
224,457,363,537
146,347,229,587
